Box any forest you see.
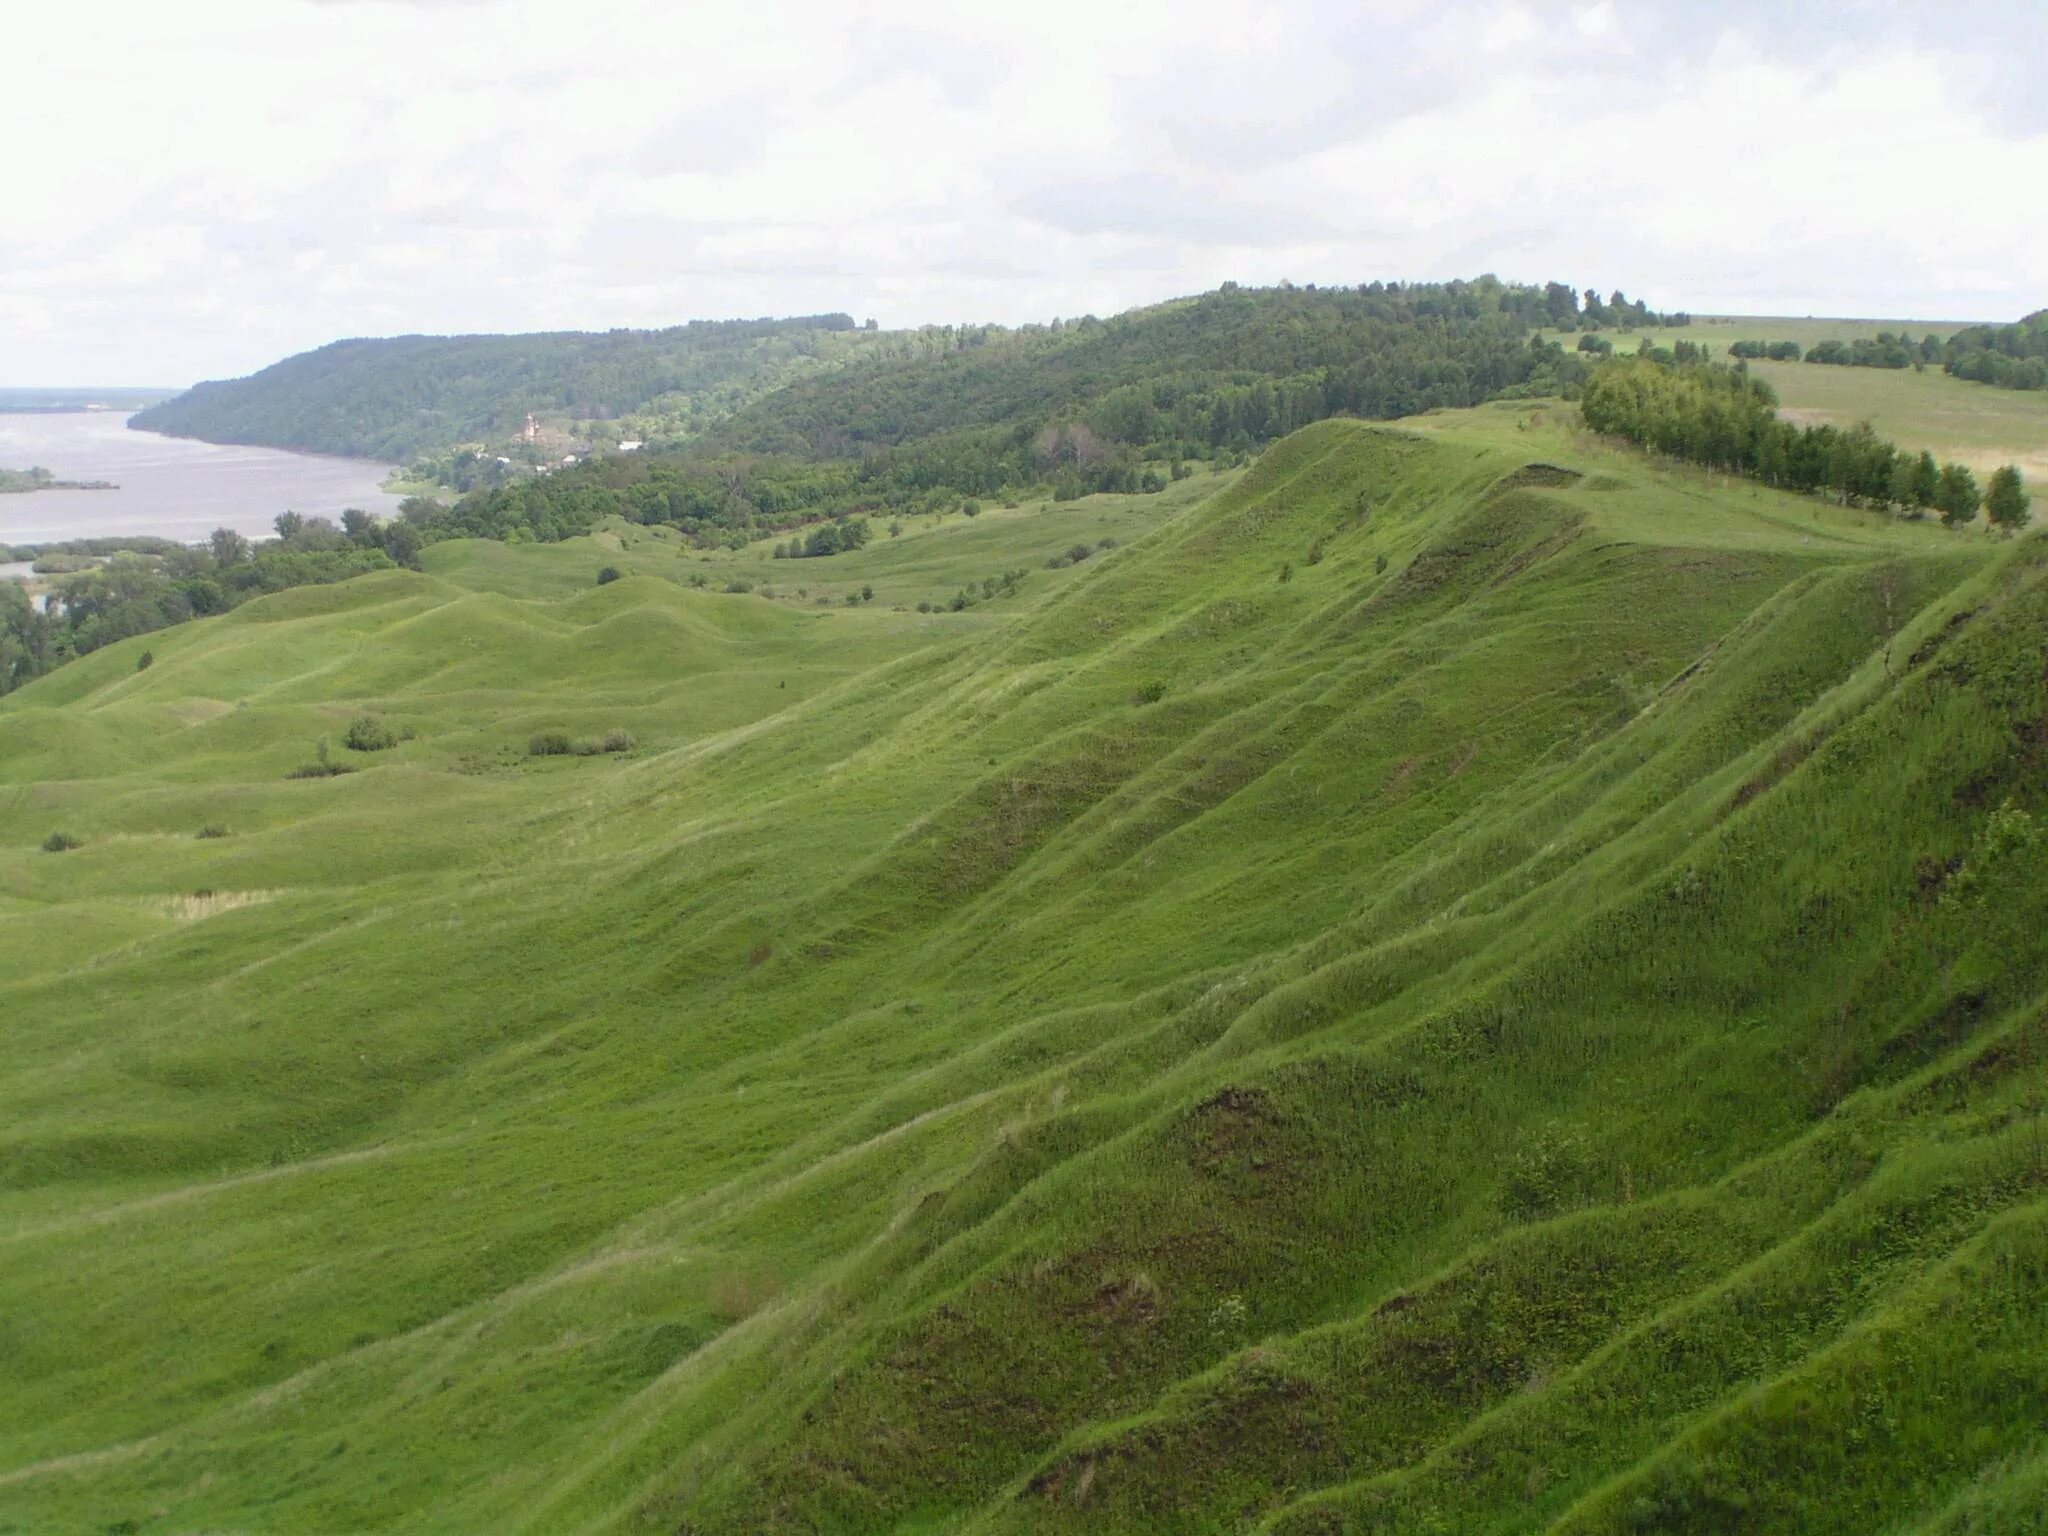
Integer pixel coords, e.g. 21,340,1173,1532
398,279,1614,549
129,314,877,460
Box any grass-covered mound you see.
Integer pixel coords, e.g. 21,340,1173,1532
0,407,2040,1533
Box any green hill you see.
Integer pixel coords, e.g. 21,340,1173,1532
128,314,877,461
2,406,2043,1533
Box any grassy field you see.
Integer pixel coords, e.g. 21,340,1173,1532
1554,314,2048,482
2,408,2045,1534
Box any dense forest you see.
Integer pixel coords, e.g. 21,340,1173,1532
130,315,879,460
403,279,1618,548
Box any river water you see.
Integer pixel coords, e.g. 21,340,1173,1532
0,411,405,547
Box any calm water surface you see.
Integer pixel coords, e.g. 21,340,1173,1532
0,412,404,545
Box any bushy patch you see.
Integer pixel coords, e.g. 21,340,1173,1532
342,714,403,752
529,729,636,757
41,830,81,852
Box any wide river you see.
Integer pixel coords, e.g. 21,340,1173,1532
0,411,404,546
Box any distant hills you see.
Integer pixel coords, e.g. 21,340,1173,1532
126,280,1678,471
129,315,878,461
0,387,178,413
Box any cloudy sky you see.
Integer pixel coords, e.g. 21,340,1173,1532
5,0,2045,386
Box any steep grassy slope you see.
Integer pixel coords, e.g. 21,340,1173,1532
1,409,2042,1534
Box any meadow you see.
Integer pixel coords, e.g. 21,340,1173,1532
1,405,2044,1534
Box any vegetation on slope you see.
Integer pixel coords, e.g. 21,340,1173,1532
129,314,878,461
0,408,2042,1534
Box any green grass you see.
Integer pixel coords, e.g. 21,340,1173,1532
1556,314,2048,482
1,411,2043,1534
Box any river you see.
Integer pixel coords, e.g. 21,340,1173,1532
0,411,405,547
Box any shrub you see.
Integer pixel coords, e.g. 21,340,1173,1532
529,731,575,757
600,729,636,753
961,499,982,517
287,738,356,778
41,831,81,852
1136,680,1167,705
136,649,154,671
343,714,400,752
596,565,623,584
196,824,230,839
723,578,753,594
1277,560,1294,583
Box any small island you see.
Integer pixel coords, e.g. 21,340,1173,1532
0,465,117,493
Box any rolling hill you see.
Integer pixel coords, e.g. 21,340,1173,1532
2,406,2044,1533
127,314,877,462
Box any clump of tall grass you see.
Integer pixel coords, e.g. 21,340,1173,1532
528,729,636,757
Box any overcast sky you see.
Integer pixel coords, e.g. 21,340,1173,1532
5,0,2045,386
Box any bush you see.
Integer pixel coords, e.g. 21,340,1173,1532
1135,680,1167,705
343,714,400,752
196,824,230,839
596,565,623,584
601,729,636,753
136,649,154,671
41,831,81,852
961,499,982,517
287,738,356,778
529,731,575,757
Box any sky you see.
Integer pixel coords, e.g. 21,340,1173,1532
5,0,2046,386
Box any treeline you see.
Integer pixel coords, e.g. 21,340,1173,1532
1580,356,2031,529
1,520,392,695
1944,310,2048,392
131,315,876,460
1536,283,1690,330
1726,334,1944,369
1730,339,1803,361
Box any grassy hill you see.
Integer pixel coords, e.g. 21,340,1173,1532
2,406,2044,1533
128,315,878,462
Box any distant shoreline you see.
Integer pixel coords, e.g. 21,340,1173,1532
0,468,119,494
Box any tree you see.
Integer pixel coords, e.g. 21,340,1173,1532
274,510,305,543
209,527,250,568
1985,465,2030,531
341,508,378,546
1936,463,1981,528
1910,451,1940,510
382,521,424,568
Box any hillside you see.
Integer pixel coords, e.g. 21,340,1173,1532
125,278,1608,482
128,314,876,462
2,409,2045,1533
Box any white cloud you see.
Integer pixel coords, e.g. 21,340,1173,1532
1,0,2042,384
